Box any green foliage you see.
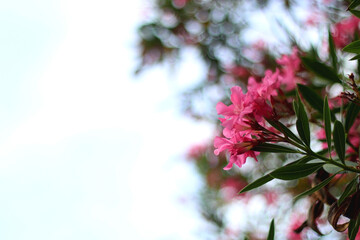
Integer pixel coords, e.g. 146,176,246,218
295,92,311,147
333,120,346,163
269,163,324,180
252,143,299,153
328,29,338,70
267,219,275,240
239,174,273,194
301,56,340,83
297,84,323,114
293,173,337,203
324,96,332,155
343,40,360,54
338,177,358,206
345,102,360,132
348,0,360,10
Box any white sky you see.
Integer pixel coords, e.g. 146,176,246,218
0,0,214,239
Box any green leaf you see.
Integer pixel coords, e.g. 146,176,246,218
267,219,275,240
270,163,324,180
252,143,299,153
293,173,337,202
239,174,273,194
296,155,316,165
297,84,324,114
265,118,303,145
349,210,360,240
301,56,340,83
348,0,360,10
350,9,360,19
328,28,338,70
296,95,311,147
333,120,346,163
324,96,332,155
323,163,342,174
338,177,358,206
293,100,298,116
343,40,360,54
345,102,360,132
350,54,360,61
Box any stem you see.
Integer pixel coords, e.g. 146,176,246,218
285,136,360,174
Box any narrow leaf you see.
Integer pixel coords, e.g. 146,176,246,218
350,9,360,19
301,56,340,83
324,96,332,155
239,174,273,194
345,102,360,132
297,84,324,114
293,100,298,116
333,120,346,163
349,211,360,240
293,173,337,202
323,163,342,174
343,40,360,54
252,143,299,153
350,54,360,61
267,219,275,240
265,118,303,145
296,95,311,146
348,0,360,10
328,28,338,70
338,177,358,206
270,163,324,180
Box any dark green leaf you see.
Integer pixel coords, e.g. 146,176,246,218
239,174,273,194
296,155,316,165
267,219,275,240
293,100,298,116
293,173,337,202
324,96,332,155
345,102,360,132
333,120,346,163
349,210,360,240
350,9,360,19
266,118,303,145
338,177,358,206
297,84,323,114
328,29,337,70
343,40,360,54
270,163,324,180
350,54,360,61
301,56,340,83
296,95,311,146
252,143,299,153
348,0,360,10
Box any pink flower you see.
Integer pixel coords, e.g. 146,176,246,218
220,178,248,201
277,48,302,91
332,16,360,49
213,135,259,170
287,215,307,240
186,143,207,160
248,70,279,101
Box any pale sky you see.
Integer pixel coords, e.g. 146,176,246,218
0,0,213,239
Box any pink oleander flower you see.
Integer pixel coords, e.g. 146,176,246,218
277,48,302,91
248,70,279,101
287,215,307,240
186,143,207,160
220,177,248,201
332,16,360,49
213,135,259,170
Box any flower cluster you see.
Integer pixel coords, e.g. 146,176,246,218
214,50,301,170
